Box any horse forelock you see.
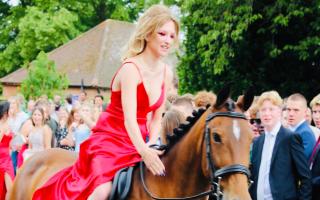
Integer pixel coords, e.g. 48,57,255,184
225,99,236,112
213,100,250,141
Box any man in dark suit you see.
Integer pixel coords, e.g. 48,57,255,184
310,137,320,200
286,93,316,160
250,91,312,200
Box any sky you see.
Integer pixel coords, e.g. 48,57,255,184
7,0,19,6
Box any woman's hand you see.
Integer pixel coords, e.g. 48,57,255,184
60,138,70,146
140,147,165,176
59,119,67,128
70,122,78,131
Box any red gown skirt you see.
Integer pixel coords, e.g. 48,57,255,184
0,134,14,200
33,78,165,199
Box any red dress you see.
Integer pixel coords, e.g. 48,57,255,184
33,62,165,200
0,133,14,200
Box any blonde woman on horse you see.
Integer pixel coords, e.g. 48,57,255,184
32,4,178,200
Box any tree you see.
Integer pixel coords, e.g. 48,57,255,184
15,0,147,30
178,0,260,95
20,51,69,100
0,1,10,20
242,0,320,99
178,0,320,100
16,7,80,62
0,5,80,78
0,5,26,77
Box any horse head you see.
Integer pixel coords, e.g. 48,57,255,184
130,86,254,200
201,85,254,200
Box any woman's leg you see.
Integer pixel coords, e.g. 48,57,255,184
87,181,112,200
4,173,12,200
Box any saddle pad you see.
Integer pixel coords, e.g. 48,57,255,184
109,166,135,200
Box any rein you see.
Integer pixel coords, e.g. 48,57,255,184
140,111,252,200
140,162,214,200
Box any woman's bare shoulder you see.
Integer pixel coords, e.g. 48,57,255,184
117,59,142,81
43,125,53,134
21,119,33,131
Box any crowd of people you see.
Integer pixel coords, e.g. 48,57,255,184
247,91,319,200
162,89,320,200
0,91,106,198
0,3,319,200
2,88,319,199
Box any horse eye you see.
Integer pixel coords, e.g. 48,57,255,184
213,132,222,143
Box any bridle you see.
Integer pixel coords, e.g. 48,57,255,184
205,111,252,199
140,111,253,200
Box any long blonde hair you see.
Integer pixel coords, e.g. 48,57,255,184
122,4,180,60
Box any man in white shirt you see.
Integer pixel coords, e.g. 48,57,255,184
250,91,311,200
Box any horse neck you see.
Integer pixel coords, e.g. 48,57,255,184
161,109,211,193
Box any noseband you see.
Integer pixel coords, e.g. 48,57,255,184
140,111,252,200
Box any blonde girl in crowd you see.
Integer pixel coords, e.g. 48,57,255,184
22,107,52,161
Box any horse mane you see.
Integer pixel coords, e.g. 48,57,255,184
165,107,207,150
164,99,237,151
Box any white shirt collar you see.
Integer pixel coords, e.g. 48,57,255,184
265,122,281,137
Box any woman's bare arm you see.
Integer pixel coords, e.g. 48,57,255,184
20,119,33,139
119,63,165,176
43,125,52,149
148,66,173,144
120,63,148,153
80,112,96,129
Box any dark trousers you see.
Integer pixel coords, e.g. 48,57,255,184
10,150,18,175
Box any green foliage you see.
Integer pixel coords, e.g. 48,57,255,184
0,6,26,76
178,0,320,100
17,7,80,61
240,0,320,99
20,51,69,100
0,1,10,19
0,5,80,79
178,0,260,94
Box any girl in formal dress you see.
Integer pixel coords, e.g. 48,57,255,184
33,4,179,200
22,107,52,161
0,101,14,200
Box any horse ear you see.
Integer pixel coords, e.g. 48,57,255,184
214,84,231,109
237,87,255,111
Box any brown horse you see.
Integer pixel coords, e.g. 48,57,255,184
10,86,254,200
